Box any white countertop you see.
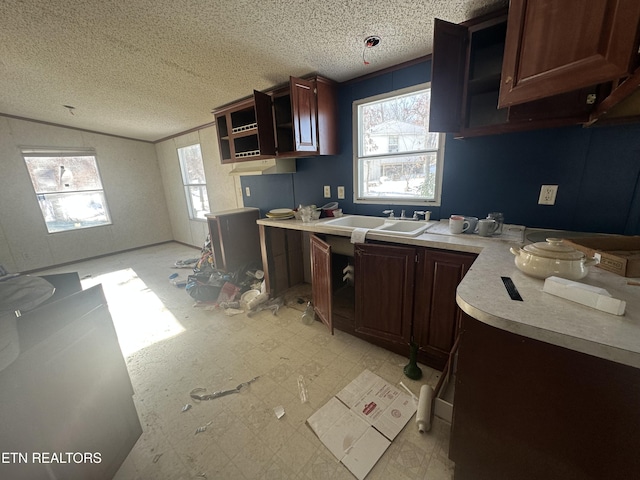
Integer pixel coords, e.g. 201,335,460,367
257,217,640,368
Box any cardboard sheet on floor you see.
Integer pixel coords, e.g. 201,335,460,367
306,369,416,479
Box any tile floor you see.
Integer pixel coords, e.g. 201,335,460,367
36,242,454,480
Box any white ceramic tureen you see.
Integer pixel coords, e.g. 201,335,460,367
510,238,598,280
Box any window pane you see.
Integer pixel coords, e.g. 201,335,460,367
360,90,439,157
178,144,206,184
358,153,438,201
185,186,210,220
24,156,103,193
178,144,209,220
37,191,111,233
354,84,444,205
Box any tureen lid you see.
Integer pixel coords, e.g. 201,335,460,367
522,238,586,261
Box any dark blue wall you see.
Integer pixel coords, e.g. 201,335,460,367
242,60,640,235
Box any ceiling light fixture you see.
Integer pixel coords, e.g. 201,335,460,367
363,35,381,65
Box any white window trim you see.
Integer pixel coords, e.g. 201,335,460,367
352,82,445,207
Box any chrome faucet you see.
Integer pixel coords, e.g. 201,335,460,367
382,209,395,218
400,210,407,219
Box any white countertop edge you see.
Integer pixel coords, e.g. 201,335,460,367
456,293,640,369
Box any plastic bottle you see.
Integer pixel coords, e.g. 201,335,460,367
301,301,315,325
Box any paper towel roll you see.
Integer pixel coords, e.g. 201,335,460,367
416,385,434,433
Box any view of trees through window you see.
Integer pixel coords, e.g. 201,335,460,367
178,144,209,220
356,85,443,204
23,150,111,233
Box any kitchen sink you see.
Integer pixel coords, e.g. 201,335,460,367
375,220,431,236
324,215,431,238
323,215,386,229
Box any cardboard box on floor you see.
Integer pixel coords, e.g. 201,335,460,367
563,236,640,278
306,369,417,480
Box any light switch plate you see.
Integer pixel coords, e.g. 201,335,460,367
245,186,251,197
324,185,331,198
337,186,345,199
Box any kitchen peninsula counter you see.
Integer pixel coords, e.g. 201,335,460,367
257,216,640,368
260,216,640,479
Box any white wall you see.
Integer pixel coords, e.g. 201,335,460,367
0,116,173,272
155,125,243,248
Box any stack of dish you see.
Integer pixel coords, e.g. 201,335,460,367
266,208,294,219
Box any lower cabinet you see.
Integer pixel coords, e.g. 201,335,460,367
354,243,415,348
451,316,640,480
259,225,304,297
310,233,477,369
413,249,476,369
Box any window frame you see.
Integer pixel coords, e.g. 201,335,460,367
352,82,445,206
21,147,112,234
177,143,210,221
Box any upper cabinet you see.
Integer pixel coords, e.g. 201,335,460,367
214,94,276,163
214,75,338,164
498,0,640,108
430,3,640,137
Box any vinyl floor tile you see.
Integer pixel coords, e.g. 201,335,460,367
35,242,454,479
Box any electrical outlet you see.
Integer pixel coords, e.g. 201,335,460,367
323,185,331,198
337,186,345,199
245,186,251,197
538,185,558,205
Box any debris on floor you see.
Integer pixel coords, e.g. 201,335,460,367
297,375,309,403
194,421,212,435
189,376,260,401
152,453,163,464
169,273,187,288
247,296,283,317
173,258,199,269
216,281,240,304
273,405,285,419
306,369,418,480
181,404,192,413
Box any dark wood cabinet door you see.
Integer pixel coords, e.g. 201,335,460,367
413,248,476,369
498,0,640,108
451,316,640,480
290,76,318,152
311,234,333,334
354,243,414,347
429,18,468,133
253,90,277,156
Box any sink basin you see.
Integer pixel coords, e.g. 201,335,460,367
324,215,386,229
376,220,430,237
323,215,431,238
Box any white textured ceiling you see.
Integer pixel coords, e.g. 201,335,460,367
0,0,506,142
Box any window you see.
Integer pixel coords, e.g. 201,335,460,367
177,144,209,220
354,83,444,205
388,135,399,153
22,148,111,233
